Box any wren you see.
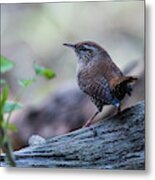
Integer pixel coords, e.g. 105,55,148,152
63,41,137,127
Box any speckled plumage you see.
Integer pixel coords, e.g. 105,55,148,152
63,41,137,126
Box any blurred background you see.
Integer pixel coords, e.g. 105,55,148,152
1,1,144,150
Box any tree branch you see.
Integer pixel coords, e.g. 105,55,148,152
0,101,145,169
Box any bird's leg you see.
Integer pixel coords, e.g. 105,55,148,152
117,103,121,114
83,111,99,127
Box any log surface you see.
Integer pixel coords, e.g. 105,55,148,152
0,101,145,169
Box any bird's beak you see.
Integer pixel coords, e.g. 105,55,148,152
63,43,76,49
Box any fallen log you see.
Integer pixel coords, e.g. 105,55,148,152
0,101,145,169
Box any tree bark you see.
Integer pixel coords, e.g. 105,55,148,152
0,101,145,169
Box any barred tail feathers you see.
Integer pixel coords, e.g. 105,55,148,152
110,76,138,100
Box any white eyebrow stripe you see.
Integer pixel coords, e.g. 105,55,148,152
83,45,96,51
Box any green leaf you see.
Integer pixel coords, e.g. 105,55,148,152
0,85,9,111
0,55,15,73
18,78,36,88
33,63,55,80
8,123,17,132
0,85,9,125
4,101,23,113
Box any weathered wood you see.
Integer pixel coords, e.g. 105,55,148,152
0,101,145,169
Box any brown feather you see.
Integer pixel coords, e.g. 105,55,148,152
110,76,138,100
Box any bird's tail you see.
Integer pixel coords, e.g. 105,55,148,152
110,76,138,100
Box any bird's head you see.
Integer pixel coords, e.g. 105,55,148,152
63,41,103,65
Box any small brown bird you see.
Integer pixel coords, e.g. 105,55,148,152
63,41,137,127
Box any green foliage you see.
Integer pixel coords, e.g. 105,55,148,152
33,63,55,80
4,101,23,113
0,84,16,166
8,123,18,132
0,55,56,166
0,85,9,126
0,55,15,73
0,85,9,115
18,78,36,88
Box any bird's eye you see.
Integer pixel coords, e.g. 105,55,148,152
79,46,87,51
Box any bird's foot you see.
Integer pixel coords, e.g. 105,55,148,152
117,105,121,115
82,121,98,137
82,120,92,128
117,110,121,115
82,111,99,128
